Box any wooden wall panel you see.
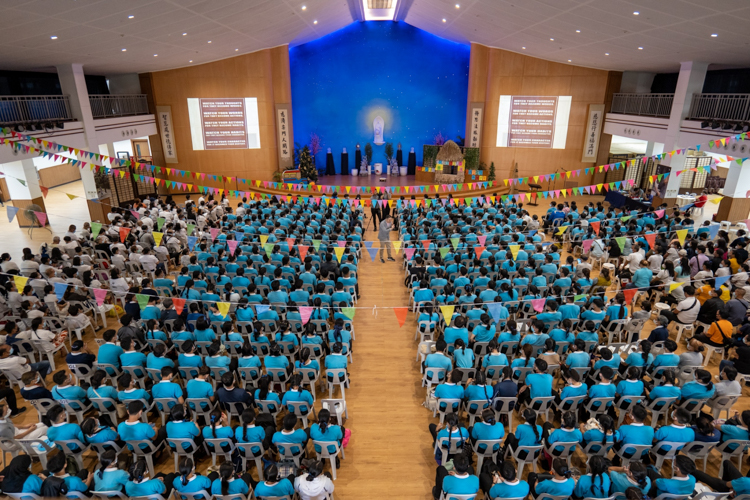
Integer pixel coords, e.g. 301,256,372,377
38,163,81,188
11,197,46,228
470,43,621,190
144,46,292,188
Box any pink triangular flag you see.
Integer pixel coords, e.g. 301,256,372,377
34,211,47,226
209,228,220,241
227,240,238,255
297,245,308,261
531,298,546,313
404,247,416,261
130,210,140,219
93,288,107,306
582,239,593,253
337,240,346,247
654,209,665,219
286,237,295,248
477,235,487,246
300,306,313,325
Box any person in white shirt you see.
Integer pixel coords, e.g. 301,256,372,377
16,317,63,354
661,285,700,326
64,225,78,240
139,249,159,272
0,254,19,273
294,461,334,500
109,268,130,296
622,243,645,274
647,251,663,273
19,256,40,275
712,366,742,397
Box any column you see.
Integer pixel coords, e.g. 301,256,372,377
659,61,708,205
56,63,101,220
4,159,46,227
716,160,750,223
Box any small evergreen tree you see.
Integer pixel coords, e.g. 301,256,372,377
298,145,318,182
488,161,496,181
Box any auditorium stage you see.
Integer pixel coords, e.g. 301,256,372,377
316,174,427,187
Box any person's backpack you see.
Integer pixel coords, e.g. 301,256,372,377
40,476,67,497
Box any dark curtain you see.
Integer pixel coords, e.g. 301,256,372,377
340,152,349,175
325,152,335,175
396,149,403,167
355,149,362,173
407,151,417,175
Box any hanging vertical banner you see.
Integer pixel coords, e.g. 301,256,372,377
468,102,484,148
581,104,605,162
156,105,178,163
275,104,294,169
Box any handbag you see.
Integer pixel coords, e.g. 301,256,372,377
424,388,437,411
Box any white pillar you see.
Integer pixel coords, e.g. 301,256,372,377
644,141,655,157
723,160,750,198
4,159,42,200
661,61,708,199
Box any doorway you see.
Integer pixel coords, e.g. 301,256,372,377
131,139,151,162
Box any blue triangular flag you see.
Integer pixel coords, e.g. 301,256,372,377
54,282,68,301
708,223,720,241
367,247,379,262
528,230,537,237
364,240,374,249
255,304,270,315
187,236,198,250
715,275,730,290
234,231,244,242
6,206,19,223
487,302,503,324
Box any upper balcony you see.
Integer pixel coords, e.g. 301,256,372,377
611,93,674,118
688,93,750,128
89,94,149,119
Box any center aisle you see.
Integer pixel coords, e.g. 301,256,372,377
335,226,435,499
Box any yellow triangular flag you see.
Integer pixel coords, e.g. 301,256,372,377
509,245,520,259
260,235,268,245
669,282,683,293
440,305,455,325
66,193,77,200
392,241,402,253
676,229,688,245
13,275,28,291
334,246,345,262
216,302,230,317
153,231,164,246
711,196,724,204
557,226,568,235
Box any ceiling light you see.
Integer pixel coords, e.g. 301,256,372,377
189,60,193,63
605,52,609,55
442,18,447,22
568,59,572,62
711,33,718,37
207,40,211,43
121,48,127,52
522,46,526,49
550,38,554,41
128,15,134,19
301,5,306,9
182,32,187,36
575,30,580,33
633,11,639,15
455,3,460,8
50,36,57,40
235,48,239,51
313,20,318,24
154,54,158,57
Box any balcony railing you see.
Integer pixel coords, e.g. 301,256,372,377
611,93,674,118
688,94,750,122
89,94,149,119
0,95,73,125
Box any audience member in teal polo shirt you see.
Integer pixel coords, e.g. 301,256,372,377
680,369,717,401
654,408,695,452
564,339,590,368
117,400,165,451
235,408,268,456
614,404,654,459
96,330,124,374
272,413,309,457
204,342,231,376
146,344,174,376
44,451,92,494
178,342,203,378
166,404,202,451
124,458,170,497
210,462,250,499
616,366,645,404
588,366,617,409
622,339,654,368
173,458,212,500
140,301,161,321
471,408,505,453
186,366,215,410
434,370,465,412
558,370,588,404
51,370,89,410
651,455,697,497
444,316,470,350
254,377,282,412
574,456,611,499
529,457,576,498
93,449,129,493
651,340,680,374
281,375,315,414
482,461,529,500
81,416,120,445
646,370,682,408
253,464,295,499
518,359,553,404
45,404,86,452
119,337,147,377
608,462,652,495
582,414,618,454
309,408,344,455
436,454,479,500
87,370,118,412
547,411,583,454
152,366,184,410
424,340,453,381
117,373,151,404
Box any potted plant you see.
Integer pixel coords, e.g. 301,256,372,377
298,145,318,182
365,142,377,173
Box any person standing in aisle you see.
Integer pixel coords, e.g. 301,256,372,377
378,216,395,263
370,193,381,232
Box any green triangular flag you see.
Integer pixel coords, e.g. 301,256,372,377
264,243,273,258
620,216,631,222
342,307,356,320
615,237,627,252
312,239,322,252
574,294,587,302
136,294,149,310
439,247,450,259
186,223,195,236
16,179,26,186
157,217,166,231
90,222,102,239
451,237,460,250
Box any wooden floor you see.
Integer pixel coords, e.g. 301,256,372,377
4,185,746,499
317,173,429,187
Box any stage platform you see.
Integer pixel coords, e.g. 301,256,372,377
316,174,427,187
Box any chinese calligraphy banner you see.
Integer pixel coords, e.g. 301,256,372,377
275,104,294,169
468,102,484,148
581,104,605,163
156,105,178,164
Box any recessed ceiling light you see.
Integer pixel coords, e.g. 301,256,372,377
442,18,447,22
235,48,239,51
711,33,718,37
522,46,526,49
189,60,193,63
128,15,134,19
313,20,317,24
182,32,187,36
633,11,639,15
50,36,57,39
207,40,211,43
154,54,158,57
575,30,580,33
638,46,643,50
568,59,572,62
549,38,554,41
605,52,609,55
121,48,127,52
301,5,306,10
455,3,460,8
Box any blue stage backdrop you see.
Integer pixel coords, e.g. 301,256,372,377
290,21,470,171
